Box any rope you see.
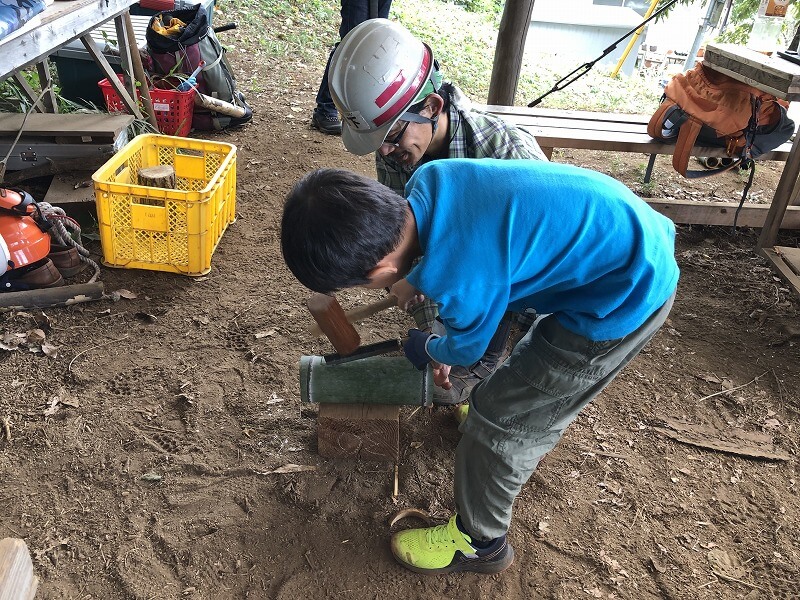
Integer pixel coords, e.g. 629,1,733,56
38,202,101,283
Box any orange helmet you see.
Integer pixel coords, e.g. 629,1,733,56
0,213,51,277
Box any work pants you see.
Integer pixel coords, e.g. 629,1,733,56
315,0,393,114
455,292,676,541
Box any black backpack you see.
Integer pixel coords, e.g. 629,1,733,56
145,5,253,131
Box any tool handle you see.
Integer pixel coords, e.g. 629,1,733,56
309,295,397,337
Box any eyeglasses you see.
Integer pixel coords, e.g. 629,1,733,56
382,120,411,149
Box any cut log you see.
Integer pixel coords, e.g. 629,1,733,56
0,538,39,600
0,282,105,312
137,165,176,189
317,403,400,462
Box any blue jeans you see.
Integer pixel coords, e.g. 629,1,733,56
315,0,393,115
455,292,676,541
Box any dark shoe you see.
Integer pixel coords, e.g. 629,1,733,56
48,244,85,278
311,110,342,135
447,355,500,404
2,259,65,291
391,514,514,575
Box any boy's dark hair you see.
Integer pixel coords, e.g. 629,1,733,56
281,169,408,293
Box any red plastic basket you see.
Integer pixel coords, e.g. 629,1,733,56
98,75,194,137
138,0,175,10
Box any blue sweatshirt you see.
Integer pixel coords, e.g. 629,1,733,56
404,158,679,367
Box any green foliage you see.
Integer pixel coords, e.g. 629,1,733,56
448,0,502,15
224,0,339,60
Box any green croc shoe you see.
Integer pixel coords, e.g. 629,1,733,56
390,514,514,575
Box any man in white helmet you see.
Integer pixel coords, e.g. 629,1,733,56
328,18,548,410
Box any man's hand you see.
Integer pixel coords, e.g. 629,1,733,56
431,361,452,389
402,328,438,370
390,279,425,312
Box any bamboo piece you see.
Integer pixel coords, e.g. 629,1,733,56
0,538,38,600
0,282,105,312
300,355,433,406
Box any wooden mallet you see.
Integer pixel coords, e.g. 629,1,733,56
306,293,397,355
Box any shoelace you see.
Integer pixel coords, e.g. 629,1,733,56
425,522,471,549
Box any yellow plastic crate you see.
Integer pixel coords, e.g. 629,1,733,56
92,134,237,276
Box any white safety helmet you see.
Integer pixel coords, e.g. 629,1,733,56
329,19,441,155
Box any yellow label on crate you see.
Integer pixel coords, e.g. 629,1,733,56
130,201,168,231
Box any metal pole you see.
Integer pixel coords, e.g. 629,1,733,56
611,0,659,78
684,0,721,72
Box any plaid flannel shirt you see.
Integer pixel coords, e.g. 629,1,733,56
376,83,548,196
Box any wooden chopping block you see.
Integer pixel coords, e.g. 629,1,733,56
0,538,38,600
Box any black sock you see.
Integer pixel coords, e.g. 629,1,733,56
456,515,500,550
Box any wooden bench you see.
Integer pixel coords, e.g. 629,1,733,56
483,105,800,229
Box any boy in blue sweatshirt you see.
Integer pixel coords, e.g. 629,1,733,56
281,158,679,575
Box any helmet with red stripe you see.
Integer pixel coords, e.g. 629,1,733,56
329,19,441,156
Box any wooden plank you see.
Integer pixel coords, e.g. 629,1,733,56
481,105,652,125
0,538,38,600
495,123,792,160
774,246,800,276
646,199,800,229
761,248,800,301
42,171,97,205
0,0,138,83
704,43,800,101
317,403,400,462
510,116,648,134
0,113,134,138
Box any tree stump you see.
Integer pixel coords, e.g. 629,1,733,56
0,538,38,600
137,165,176,189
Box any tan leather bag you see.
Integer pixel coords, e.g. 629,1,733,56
647,62,793,177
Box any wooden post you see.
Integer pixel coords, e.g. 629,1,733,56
0,538,38,600
487,0,536,106
122,11,159,131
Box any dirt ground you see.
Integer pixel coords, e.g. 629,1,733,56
2,7,800,600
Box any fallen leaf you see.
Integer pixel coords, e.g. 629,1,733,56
261,464,316,474
116,289,137,299
27,329,46,344
140,472,163,482
388,508,433,528
538,521,550,533
649,556,666,573
707,548,746,579
41,344,58,358
135,312,157,323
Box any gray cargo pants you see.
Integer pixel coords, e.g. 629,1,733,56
455,292,675,541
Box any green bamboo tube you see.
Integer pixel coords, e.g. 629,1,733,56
300,355,433,406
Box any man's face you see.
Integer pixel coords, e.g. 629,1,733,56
377,118,432,168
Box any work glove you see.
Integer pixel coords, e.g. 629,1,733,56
403,328,439,370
